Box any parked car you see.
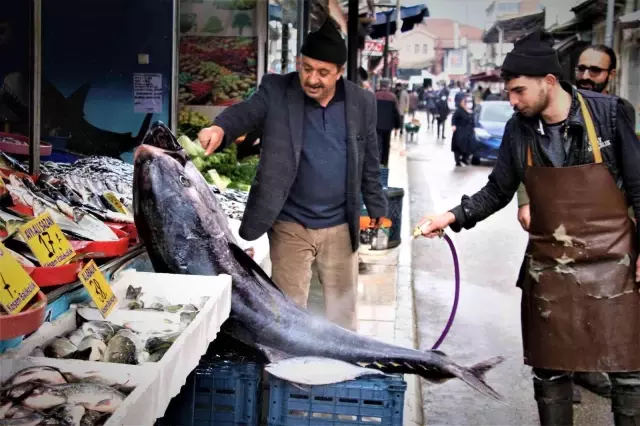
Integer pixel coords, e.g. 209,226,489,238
470,100,514,165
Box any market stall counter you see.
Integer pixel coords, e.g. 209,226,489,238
0,270,232,425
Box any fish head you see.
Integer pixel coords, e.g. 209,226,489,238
143,121,183,151
133,124,229,275
22,385,67,409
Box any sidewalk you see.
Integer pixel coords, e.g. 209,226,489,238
308,132,422,425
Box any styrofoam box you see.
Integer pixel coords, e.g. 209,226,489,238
1,271,232,425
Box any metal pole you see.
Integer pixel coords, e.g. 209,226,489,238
383,11,391,78
347,0,359,82
604,0,615,47
29,0,41,175
170,0,178,133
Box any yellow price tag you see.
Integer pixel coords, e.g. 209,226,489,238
78,260,117,318
18,212,76,267
0,242,40,314
103,192,128,215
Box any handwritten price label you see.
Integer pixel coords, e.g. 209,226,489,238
18,212,76,267
103,192,128,215
0,242,40,314
78,260,117,318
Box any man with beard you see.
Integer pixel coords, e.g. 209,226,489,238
514,44,637,402
197,19,387,331
415,29,640,425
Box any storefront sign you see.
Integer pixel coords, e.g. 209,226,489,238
364,40,386,56
134,73,163,114
78,260,117,318
0,242,40,315
19,212,76,267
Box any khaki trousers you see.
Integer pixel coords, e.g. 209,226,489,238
268,221,358,331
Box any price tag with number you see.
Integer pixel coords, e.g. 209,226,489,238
103,192,129,215
78,260,117,318
18,212,76,267
0,242,40,314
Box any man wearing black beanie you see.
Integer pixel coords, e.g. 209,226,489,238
415,29,640,426
197,18,387,332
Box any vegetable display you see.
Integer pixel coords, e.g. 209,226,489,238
178,36,257,106
177,134,258,192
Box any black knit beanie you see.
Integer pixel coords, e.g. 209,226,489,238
300,19,347,65
502,29,562,77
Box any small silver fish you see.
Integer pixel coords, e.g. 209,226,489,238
2,366,67,388
76,337,107,362
25,383,126,413
0,412,44,426
81,322,115,342
0,397,13,418
51,404,85,426
180,311,197,328
79,410,103,426
125,285,141,300
43,338,78,359
102,335,137,365
66,328,86,347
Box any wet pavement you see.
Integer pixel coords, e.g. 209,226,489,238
409,114,613,425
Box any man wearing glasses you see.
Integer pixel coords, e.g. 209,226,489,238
516,44,637,402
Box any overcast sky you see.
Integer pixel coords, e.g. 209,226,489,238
400,0,582,30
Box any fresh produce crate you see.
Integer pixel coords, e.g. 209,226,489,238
157,360,263,426
266,375,407,426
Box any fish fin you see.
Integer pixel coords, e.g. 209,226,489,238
255,344,294,363
451,356,506,403
135,114,154,144
469,356,505,378
65,83,91,116
228,242,285,295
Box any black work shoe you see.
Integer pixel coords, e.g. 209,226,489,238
574,372,611,398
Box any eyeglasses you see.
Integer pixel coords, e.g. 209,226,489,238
575,65,609,76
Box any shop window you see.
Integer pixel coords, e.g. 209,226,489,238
268,0,306,75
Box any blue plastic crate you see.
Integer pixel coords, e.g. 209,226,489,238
267,375,407,426
158,360,262,426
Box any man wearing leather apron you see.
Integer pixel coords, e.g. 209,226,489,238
415,29,640,426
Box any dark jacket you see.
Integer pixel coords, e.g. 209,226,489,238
435,89,450,119
449,82,640,245
375,89,402,131
213,72,388,251
451,106,474,154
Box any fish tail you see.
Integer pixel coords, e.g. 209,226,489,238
449,356,506,402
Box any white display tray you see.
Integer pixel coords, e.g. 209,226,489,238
1,271,232,425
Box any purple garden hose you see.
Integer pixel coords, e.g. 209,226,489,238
430,232,461,350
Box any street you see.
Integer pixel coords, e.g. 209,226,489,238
408,114,613,425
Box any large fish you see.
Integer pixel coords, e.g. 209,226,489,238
132,122,505,401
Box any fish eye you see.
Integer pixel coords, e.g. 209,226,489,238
179,175,191,187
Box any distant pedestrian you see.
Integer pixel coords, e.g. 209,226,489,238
435,83,450,139
375,78,402,166
408,90,419,119
395,83,410,137
451,94,474,166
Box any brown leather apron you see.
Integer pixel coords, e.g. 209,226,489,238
521,93,640,372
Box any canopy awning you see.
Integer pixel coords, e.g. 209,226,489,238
368,5,429,39
619,9,640,29
482,10,545,44
468,69,502,82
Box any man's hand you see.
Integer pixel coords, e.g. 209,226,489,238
414,212,456,238
369,217,383,229
636,257,640,282
198,126,225,156
518,204,531,231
